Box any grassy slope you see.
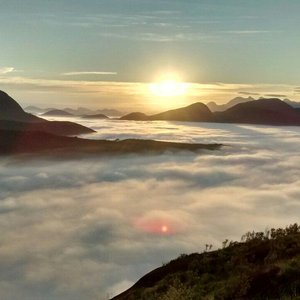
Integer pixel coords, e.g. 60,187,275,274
113,224,300,300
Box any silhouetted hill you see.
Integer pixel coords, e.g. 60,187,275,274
0,91,41,122
207,96,255,112
121,98,300,126
81,113,109,119
0,120,94,136
121,103,214,122
120,112,149,121
0,90,94,135
215,98,300,125
149,102,214,122
0,129,221,156
65,107,123,116
112,224,300,300
42,109,74,117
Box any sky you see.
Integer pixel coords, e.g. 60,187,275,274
2,119,300,299
0,0,300,111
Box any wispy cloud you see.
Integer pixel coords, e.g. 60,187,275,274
294,87,300,94
239,91,260,96
264,94,287,98
61,71,117,76
0,67,15,74
221,30,274,35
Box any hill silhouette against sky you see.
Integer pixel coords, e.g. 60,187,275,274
207,96,256,112
121,98,300,126
42,109,74,117
0,91,94,135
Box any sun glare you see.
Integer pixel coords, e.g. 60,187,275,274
149,74,188,97
161,225,169,233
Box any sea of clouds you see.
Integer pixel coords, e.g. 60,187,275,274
1,119,300,299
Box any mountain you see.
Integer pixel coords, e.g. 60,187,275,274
0,120,94,136
215,98,300,125
112,224,300,300
0,90,94,135
120,112,149,121
0,91,41,122
64,107,122,117
149,102,214,122
207,96,255,112
42,109,74,117
121,98,300,126
81,113,109,119
25,105,123,117
121,103,214,122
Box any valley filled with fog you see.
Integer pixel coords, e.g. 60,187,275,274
1,118,300,299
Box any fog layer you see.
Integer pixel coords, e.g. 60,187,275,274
1,119,300,299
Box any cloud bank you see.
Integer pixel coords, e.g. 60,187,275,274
1,120,300,299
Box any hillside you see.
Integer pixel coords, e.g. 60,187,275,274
112,224,300,300
0,90,41,122
215,98,300,125
0,90,94,135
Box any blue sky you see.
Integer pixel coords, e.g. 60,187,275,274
0,0,299,111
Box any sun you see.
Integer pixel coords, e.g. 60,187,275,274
161,225,169,233
149,75,188,97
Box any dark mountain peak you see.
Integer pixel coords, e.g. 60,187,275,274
81,113,108,119
216,98,300,125
150,102,213,122
185,101,210,110
42,109,74,117
0,90,95,135
229,98,293,111
120,112,149,120
0,90,25,116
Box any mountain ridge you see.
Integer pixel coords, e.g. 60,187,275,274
121,98,300,126
0,91,94,135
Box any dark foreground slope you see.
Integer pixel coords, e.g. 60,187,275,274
0,129,221,157
0,90,94,135
112,224,300,300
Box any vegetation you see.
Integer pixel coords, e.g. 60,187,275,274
113,224,300,300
